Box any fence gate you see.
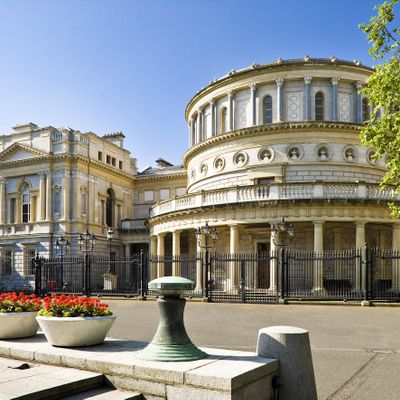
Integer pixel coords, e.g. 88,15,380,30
285,249,363,300
209,252,279,303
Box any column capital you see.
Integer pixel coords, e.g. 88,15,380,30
393,222,400,230
313,220,325,226
275,78,284,87
304,77,312,85
249,83,257,91
331,77,340,85
227,90,234,98
355,221,367,227
197,108,203,116
172,229,182,235
209,99,215,106
355,81,363,90
157,232,166,238
0,176,6,185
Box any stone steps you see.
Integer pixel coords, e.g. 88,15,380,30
61,387,142,399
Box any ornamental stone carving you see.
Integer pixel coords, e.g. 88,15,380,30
316,144,331,162
233,152,248,167
258,147,274,163
287,145,303,161
286,92,302,121
214,157,225,171
199,163,208,176
343,146,356,162
367,149,377,165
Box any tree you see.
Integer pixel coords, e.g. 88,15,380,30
359,0,400,216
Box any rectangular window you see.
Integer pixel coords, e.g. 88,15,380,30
98,151,103,161
159,188,170,200
258,177,274,185
1,249,12,276
23,248,36,275
176,187,186,196
10,198,16,223
22,193,30,223
106,155,111,164
119,160,123,170
111,157,116,166
144,190,154,202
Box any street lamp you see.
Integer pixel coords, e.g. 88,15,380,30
78,230,96,295
107,227,115,274
55,236,70,289
270,217,295,247
195,222,219,300
270,218,295,302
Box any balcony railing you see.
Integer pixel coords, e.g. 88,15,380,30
120,218,148,231
150,183,399,218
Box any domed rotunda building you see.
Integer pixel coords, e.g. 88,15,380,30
147,57,400,293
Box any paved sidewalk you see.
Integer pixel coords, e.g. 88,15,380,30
106,300,400,400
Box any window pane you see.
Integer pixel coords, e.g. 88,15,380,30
315,92,324,121
264,96,273,124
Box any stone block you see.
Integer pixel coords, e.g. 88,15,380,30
256,325,317,400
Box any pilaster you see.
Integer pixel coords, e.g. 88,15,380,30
331,77,339,121
304,77,312,120
276,79,284,122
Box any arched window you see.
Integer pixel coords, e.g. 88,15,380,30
21,184,30,223
53,191,61,214
106,188,115,227
220,107,228,134
263,96,273,124
362,97,370,122
315,92,324,121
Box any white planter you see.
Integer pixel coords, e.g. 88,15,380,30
36,315,116,347
0,312,38,339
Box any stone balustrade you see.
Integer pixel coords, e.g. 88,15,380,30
150,183,398,218
121,218,148,231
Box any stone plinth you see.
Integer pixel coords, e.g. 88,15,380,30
0,334,278,400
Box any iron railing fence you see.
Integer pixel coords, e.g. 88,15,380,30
369,248,400,301
148,254,202,297
284,249,363,300
210,252,279,303
33,253,147,296
1,246,399,303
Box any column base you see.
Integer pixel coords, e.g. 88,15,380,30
361,300,372,307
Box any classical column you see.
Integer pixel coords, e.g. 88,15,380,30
157,233,165,277
93,178,99,223
172,230,181,276
125,243,132,282
313,221,325,292
355,81,363,123
63,171,71,220
45,172,52,220
228,91,234,131
210,100,216,137
195,238,203,292
73,172,81,220
276,79,284,122
197,110,203,142
229,224,239,292
150,235,158,281
304,77,312,120
392,223,400,291
38,172,46,221
331,77,340,121
269,227,278,291
250,83,257,126
355,221,366,292
30,196,36,223
0,178,6,225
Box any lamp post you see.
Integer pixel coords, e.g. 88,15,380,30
195,222,219,300
107,227,115,274
270,218,295,301
78,230,96,296
55,236,70,289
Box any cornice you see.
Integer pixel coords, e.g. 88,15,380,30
134,171,187,183
182,121,362,167
185,58,373,119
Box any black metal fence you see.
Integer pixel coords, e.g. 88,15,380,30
33,252,147,296
25,246,400,302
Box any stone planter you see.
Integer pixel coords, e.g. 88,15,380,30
0,312,39,339
36,315,116,347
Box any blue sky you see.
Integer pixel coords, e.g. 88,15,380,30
0,0,389,169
